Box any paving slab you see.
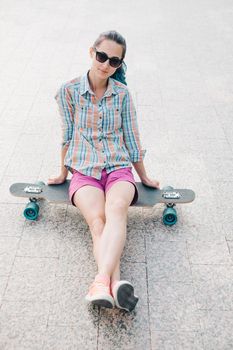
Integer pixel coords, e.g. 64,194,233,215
199,310,233,350
151,330,205,350
191,264,233,311
0,301,49,350
148,280,201,332
0,237,20,276
3,257,58,302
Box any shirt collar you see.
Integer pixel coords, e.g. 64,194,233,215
80,71,118,97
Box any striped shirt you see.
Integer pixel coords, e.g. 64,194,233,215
55,71,146,179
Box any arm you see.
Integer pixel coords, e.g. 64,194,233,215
121,90,146,164
48,145,69,184
56,84,74,149
132,160,160,188
122,90,159,188
60,144,69,177
132,160,147,181
48,84,74,185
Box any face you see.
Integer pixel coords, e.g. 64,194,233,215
89,39,124,79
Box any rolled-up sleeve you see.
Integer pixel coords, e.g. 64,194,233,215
122,90,146,162
55,84,74,147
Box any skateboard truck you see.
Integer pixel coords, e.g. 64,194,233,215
22,182,45,220
161,187,180,225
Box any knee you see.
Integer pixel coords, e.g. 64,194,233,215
89,216,105,238
106,198,128,215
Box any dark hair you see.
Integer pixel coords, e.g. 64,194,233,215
93,30,127,85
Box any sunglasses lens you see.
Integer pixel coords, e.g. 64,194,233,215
95,49,122,68
109,58,122,68
96,51,108,63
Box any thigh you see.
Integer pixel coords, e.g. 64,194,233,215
105,168,138,206
105,181,135,209
73,186,106,225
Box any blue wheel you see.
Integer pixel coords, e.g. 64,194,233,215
35,181,45,186
24,202,39,220
162,185,174,191
163,207,177,226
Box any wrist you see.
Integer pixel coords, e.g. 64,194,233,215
61,167,68,177
140,174,148,182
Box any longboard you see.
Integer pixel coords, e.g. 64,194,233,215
9,181,195,226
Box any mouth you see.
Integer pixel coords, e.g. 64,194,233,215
99,69,109,73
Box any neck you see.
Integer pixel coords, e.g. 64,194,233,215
88,69,108,92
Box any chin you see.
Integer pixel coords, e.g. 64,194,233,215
98,69,110,76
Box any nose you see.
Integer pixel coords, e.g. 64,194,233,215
102,60,111,69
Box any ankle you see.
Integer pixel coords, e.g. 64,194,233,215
95,273,110,286
111,279,120,290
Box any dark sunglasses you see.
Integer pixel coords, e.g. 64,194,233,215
94,47,123,68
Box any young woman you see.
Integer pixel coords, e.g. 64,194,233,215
48,30,160,311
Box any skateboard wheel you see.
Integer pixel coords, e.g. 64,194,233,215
162,185,174,191
24,202,39,220
35,181,45,186
163,207,177,226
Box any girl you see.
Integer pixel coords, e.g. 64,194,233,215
48,30,160,312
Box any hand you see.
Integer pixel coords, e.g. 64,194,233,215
141,176,160,189
47,173,67,185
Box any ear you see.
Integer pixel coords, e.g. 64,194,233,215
89,47,95,59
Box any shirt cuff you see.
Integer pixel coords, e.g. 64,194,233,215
61,141,71,147
130,149,146,163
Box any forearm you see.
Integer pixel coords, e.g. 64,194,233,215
132,160,160,188
60,144,69,177
132,160,147,181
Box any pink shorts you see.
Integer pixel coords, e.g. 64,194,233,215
69,167,138,206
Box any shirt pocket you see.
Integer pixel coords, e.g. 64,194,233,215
104,107,122,132
76,101,95,129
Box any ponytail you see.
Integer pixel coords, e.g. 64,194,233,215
110,61,127,85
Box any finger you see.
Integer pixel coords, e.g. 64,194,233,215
153,182,160,189
47,180,54,185
48,178,58,184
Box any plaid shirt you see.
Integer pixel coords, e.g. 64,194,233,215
55,71,146,179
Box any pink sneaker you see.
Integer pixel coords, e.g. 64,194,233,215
85,278,115,309
112,280,139,312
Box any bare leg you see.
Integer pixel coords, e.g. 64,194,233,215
72,185,121,281
72,182,138,310
72,186,105,264
111,261,120,284
97,181,135,277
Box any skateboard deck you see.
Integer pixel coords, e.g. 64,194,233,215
9,181,195,225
